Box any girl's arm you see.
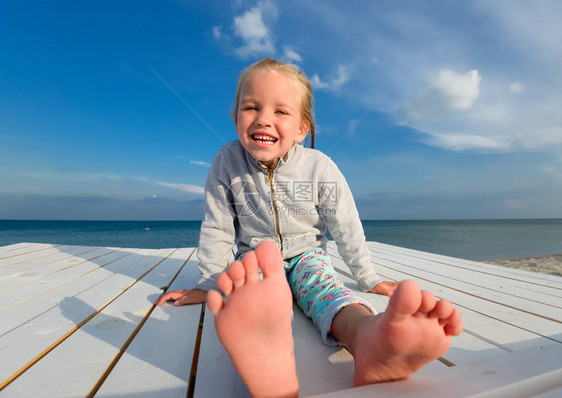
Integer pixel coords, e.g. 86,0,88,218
319,157,388,293
155,150,236,306
195,151,237,291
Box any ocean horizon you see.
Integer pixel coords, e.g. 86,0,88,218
1,218,561,262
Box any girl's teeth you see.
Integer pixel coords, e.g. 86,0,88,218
253,135,277,144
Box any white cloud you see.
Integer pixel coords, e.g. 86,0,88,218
509,82,524,93
432,69,481,111
212,26,222,41
190,160,211,167
422,132,507,152
311,65,350,92
282,46,302,63
215,1,562,154
21,171,149,182
401,69,481,122
157,182,205,194
233,1,278,58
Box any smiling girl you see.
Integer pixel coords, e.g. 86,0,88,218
157,58,462,397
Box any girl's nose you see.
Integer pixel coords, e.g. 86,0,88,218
255,111,272,127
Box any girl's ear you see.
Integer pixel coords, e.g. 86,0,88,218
295,121,310,143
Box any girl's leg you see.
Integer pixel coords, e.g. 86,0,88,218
330,282,463,386
285,248,375,345
286,249,463,387
211,243,462,390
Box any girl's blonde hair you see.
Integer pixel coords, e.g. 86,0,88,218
232,57,316,148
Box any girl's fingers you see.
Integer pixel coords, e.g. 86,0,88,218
155,290,187,305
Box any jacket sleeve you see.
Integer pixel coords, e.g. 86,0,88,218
318,158,383,292
195,150,236,291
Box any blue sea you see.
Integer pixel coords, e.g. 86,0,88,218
0,219,561,261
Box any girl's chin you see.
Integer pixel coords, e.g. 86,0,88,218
256,156,277,167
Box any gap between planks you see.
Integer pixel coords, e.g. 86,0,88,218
0,244,66,265
374,255,561,322
328,251,560,358
0,247,121,293
368,242,562,287
0,248,180,392
328,246,561,326
187,303,207,398
0,249,137,313
334,261,561,345
87,247,196,397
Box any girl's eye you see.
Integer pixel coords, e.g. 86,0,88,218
276,110,288,115
244,106,258,111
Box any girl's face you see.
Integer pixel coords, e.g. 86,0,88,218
235,71,309,168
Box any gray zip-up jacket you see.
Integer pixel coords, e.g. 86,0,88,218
195,140,383,292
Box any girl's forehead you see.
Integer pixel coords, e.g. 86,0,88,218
241,70,302,99
245,70,289,85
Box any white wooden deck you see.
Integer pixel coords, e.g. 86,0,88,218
0,241,560,397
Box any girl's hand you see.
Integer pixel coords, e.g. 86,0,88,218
369,281,399,297
155,288,208,306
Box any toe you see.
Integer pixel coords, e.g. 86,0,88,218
216,271,234,296
444,309,463,335
242,251,260,282
228,260,246,290
387,280,422,318
255,241,284,278
207,290,224,315
429,299,453,319
419,290,436,312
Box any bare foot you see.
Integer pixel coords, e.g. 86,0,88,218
334,280,463,386
207,241,298,398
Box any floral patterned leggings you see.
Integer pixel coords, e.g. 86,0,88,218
283,248,376,346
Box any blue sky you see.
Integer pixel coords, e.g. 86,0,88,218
1,0,561,220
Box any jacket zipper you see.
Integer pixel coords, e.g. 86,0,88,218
267,167,284,253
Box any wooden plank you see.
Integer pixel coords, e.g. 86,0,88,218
327,247,562,340
194,308,251,398
327,256,511,366
308,345,562,398
195,292,446,398
196,300,446,398
367,242,562,304
0,243,50,257
368,241,562,287
0,243,39,253
0,248,174,384
0,247,115,290
533,386,562,398
0,245,103,274
291,305,355,396
364,241,562,300
1,248,185,396
0,244,65,264
194,263,446,398
3,242,558,397
0,248,138,314
94,249,201,398
293,303,445,397
327,250,561,352
365,249,562,319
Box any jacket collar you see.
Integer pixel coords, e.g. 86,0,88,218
245,143,302,173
